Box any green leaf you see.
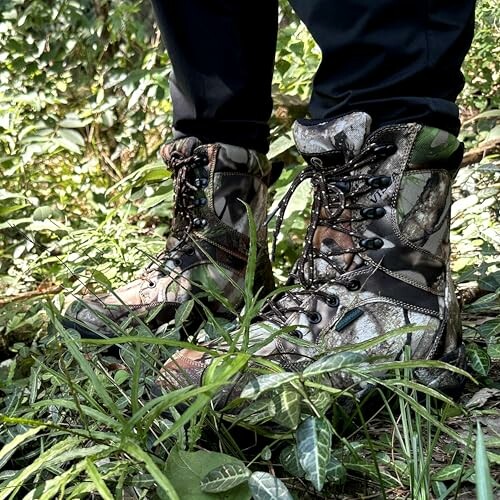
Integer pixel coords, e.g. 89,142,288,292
296,416,332,491
303,351,365,377
272,388,302,429
247,472,293,500
164,448,251,500
326,456,346,483
466,343,491,376
487,343,500,360
0,426,43,469
431,464,463,481
476,423,494,500
200,463,251,493
236,398,276,425
60,113,92,128
175,299,195,329
240,372,300,399
478,320,500,340
32,205,61,221
85,458,114,500
0,437,81,500
121,440,180,500
279,446,305,478
267,133,294,160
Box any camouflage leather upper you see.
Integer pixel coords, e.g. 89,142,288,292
158,113,465,397
63,139,274,338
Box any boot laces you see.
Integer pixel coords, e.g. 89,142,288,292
140,149,208,284
261,142,396,325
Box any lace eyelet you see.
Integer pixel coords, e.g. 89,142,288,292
326,296,339,307
346,280,361,291
308,311,322,324
334,180,350,193
290,330,303,338
372,143,397,158
194,154,208,166
367,175,392,189
194,178,208,188
193,218,207,228
360,237,384,250
173,258,182,266
194,197,207,206
148,281,156,288
360,207,386,219
184,246,195,256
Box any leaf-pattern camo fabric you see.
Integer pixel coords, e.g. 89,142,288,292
158,112,465,398
63,139,275,338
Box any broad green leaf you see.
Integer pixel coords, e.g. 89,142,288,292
279,446,305,478
247,472,293,500
467,343,491,376
478,320,500,340
296,416,332,491
272,388,302,429
268,133,294,160
60,113,92,128
32,205,61,221
431,464,463,481
200,463,251,493
476,423,494,500
303,351,365,377
58,128,85,147
174,299,195,329
236,398,276,425
164,448,251,500
306,388,332,414
240,372,300,399
326,456,346,483
487,343,500,360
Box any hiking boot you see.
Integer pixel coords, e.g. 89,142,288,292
158,112,465,398
63,138,275,339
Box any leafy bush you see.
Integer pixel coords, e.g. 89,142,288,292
0,0,499,498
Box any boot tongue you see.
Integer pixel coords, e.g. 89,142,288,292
293,112,372,163
293,112,373,279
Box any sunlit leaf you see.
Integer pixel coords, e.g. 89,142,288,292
200,463,251,493
248,472,293,500
240,372,300,399
296,416,332,491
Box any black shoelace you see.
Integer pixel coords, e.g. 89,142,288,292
260,141,397,326
141,149,208,284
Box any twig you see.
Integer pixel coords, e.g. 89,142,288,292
0,286,63,306
460,138,500,167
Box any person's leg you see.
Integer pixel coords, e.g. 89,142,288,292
151,0,279,154
64,1,279,338
290,0,476,135
156,1,477,399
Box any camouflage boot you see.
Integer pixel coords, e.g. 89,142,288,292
63,138,275,338
158,112,465,397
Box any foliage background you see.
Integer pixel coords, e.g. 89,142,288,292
0,0,499,498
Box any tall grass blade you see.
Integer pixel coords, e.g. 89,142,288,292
476,422,494,500
85,457,114,500
120,440,180,500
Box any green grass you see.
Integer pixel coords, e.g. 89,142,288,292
1,153,499,498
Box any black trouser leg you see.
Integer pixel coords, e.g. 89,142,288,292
290,0,476,135
151,0,278,154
